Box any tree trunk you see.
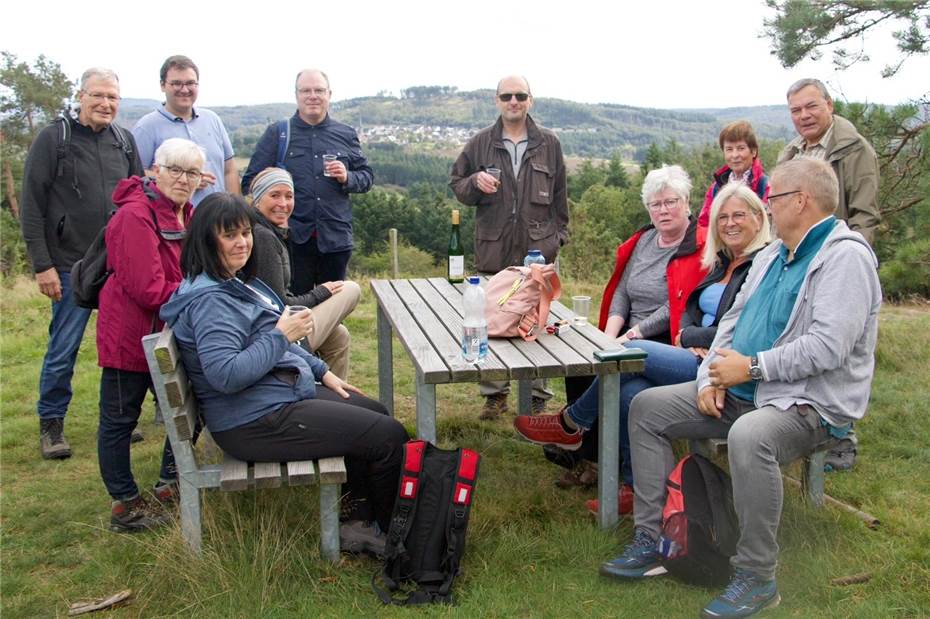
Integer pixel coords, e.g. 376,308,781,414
3,158,19,219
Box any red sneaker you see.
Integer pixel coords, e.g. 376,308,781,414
586,483,634,516
513,412,582,450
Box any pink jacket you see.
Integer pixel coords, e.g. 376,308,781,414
96,177,191,372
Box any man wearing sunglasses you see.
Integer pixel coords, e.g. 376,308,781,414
20,67,144,460
450,75,569,420
132,55,239,207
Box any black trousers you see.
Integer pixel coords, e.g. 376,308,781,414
290,236,352,296
211,388,409,531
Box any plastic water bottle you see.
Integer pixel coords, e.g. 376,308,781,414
524,249,546,267
462,277,488,363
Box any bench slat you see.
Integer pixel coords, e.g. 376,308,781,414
317,457,348,484
154,327,180,374
286,460,317,486
253,462,283,489
220,453,250,491
164,364,189,409
171,397,196,442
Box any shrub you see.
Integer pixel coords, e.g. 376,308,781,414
0,209,30,280
879,238,930,300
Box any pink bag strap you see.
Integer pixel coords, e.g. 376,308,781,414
518,265,562,341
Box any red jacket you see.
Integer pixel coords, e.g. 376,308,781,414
97,177,191,372
598,219,708,342
697,158,769,227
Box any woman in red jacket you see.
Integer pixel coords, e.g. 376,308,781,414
95,137,203,532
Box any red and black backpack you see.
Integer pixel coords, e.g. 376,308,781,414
373,440,480,605
658,453,739,587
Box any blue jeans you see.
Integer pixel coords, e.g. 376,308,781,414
566,339,701,485
37,270,92,420
98,368,176,500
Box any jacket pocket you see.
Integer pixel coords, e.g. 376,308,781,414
529,162,552,206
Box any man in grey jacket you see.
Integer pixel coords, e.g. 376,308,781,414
598,158,881,619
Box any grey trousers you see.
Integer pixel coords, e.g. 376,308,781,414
628,380,830,580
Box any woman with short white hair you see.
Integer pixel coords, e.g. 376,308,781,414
95,137,204,533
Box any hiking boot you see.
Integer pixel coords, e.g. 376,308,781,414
599,528,666,579
530,396,548,415
513,410,582,450
110,495,170,533
131,428,145,444
39,418,72,460
586,483,634,516
555,459,598,489
824,437,857,472
701,569,780,618
339,520,386,558
152,480,179,506
479,393,509,420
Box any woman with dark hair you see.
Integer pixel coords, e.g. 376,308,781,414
698,120,769,227
248,167,359,380
160,193,408,555
96,137,203,532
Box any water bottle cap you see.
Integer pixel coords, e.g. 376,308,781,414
528,249,542,255
468,276,480,284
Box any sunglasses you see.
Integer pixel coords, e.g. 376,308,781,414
498,92,529,102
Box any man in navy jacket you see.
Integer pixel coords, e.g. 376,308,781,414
242,69,373,294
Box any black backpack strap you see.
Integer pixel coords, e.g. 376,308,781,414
274,118,290,169
437,447,479,597
54,116,83,199
691,453,738,553
109,123,134,159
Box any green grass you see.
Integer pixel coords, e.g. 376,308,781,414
2,275,929,618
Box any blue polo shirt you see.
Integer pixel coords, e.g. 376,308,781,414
728,216,837,401
131,105,234,206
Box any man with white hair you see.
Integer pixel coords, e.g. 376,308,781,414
20,67,143,459
600,158,881,619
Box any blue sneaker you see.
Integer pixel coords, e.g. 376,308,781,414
599,528,667,579
701,569,780,618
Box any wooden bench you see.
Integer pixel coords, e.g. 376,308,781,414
689,437,833,507
142,328,347,561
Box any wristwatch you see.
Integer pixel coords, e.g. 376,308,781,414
749,355,763,381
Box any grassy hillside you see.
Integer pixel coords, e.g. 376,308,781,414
2,272,929,618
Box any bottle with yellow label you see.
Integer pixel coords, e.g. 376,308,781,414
448,209,464,283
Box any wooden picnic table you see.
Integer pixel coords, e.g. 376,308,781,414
370,277,645,528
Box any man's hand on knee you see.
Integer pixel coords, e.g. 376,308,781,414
697,386,725,418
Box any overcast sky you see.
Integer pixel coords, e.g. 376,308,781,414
5,0,928,110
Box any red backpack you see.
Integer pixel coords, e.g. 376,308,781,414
658,453,739,587
484,264,561,341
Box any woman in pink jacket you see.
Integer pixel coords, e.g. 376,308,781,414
95,138,203,533
697,121,769,227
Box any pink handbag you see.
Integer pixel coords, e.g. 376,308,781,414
485,264,562,341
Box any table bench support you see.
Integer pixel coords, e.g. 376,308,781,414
597,373,621,528
319,480,341,562
416,380,437,444
377,304,394,416
518,380,532,417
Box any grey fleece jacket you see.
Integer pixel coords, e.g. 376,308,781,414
698,221,881,426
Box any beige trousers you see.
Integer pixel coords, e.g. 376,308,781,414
304,280,360,381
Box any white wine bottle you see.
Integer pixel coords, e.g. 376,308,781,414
448,209,464,283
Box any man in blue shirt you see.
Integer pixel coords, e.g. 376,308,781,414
132,55,239,206
241,69,373,294
598,158,881,619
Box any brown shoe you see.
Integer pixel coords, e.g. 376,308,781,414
40,418,72,460
110,495,170,533
480,393,509,420
555,459,598,489
531,396,548,415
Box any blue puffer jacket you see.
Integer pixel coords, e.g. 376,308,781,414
159,274,328,432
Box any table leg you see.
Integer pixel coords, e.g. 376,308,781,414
597,373,621,529
518,380,532,416
416,379,437,444
377,304,394,417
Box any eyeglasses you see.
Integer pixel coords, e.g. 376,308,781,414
498,92,529,102
297,87,329,97
646,197,682,212
717,211,750,225
84,92,121,102
767,190,801,201
163,166,203,182
166,80,199,90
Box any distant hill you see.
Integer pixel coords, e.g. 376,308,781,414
116,89,795,161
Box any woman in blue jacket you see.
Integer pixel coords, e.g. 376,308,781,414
160,193,408,555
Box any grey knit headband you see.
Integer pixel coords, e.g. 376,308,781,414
250,168,294,206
